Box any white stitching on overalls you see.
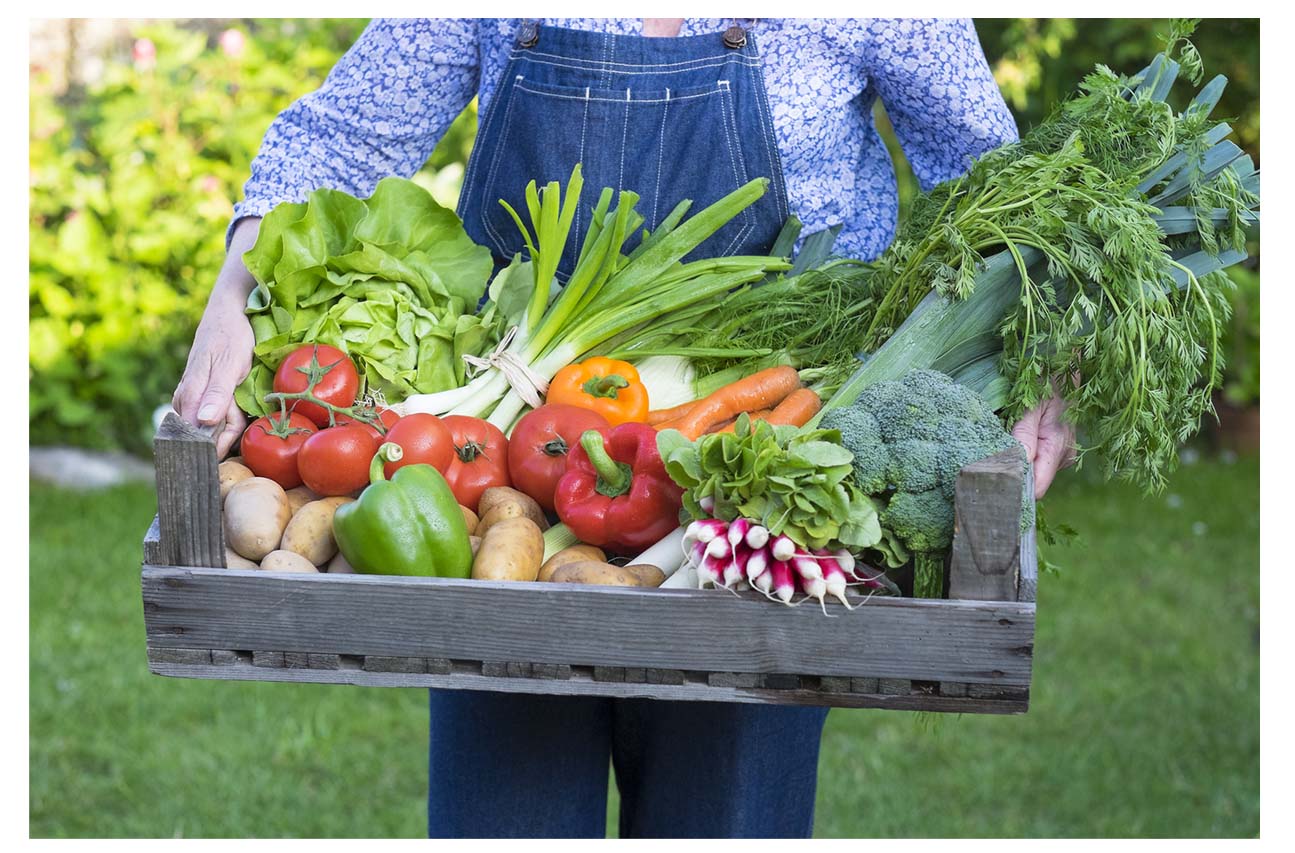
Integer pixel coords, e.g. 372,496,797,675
652,89,671,228
617,88,631,194
512,82,721,104
481,88,522,252
504,52,759,76
716,79,754,256
574,87,590,271
515,82,720,103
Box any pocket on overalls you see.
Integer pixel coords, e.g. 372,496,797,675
474,77,755,279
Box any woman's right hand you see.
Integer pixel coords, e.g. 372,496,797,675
172,298,255,459
172,217,262,458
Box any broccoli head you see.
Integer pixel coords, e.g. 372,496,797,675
880,488,954,553
821,369,1027,597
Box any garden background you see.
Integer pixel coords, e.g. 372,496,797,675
28,19,1260,838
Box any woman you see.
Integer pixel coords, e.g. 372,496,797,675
175,18,1074,838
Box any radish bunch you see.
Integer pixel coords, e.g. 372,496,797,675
681,517,898,611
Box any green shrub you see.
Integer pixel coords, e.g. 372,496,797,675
1223,264,1260,406
28,19,475,454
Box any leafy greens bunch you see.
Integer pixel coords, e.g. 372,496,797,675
235,178,495,417
657,416,882,553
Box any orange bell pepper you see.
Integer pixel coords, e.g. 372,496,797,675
547,357,650,426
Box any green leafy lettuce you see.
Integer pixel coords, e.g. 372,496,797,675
235,178,496,416
657,415,883,552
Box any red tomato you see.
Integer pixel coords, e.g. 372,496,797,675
296,425,379,496
441,415,510,512
336,406,401,441
239,411,317,489
381,413,455,477
507,404,610,512
273,344,360,428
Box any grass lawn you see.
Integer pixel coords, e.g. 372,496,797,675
29,452,1259,837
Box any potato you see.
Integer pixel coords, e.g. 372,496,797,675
548,560,649,587
260,549,319,573
476,486,547,531
460,505,479,536
326,551,355,574
622,564,667,588
224,477,292,561
218,459,254,500
538,544,608,582
224,548,260,570
471,517,544,582
285,485,322,517
280,496,354,565
469,535,483,557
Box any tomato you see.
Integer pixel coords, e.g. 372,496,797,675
239,411,317,489
336,406,401,441
507,404,610,512
296,425,379,496
382,413,455,477
441,415,510,512
273,344,360,428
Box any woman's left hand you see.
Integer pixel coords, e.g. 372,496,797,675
1011,391,1077,499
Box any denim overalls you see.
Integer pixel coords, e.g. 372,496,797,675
430,21,829,839
457,20,791,276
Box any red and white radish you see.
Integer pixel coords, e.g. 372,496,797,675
726,517,752,548
769,559,796,604
815,549,854,609
770,534,796,563
684,518,728,548
744,546,769,585
724,542,750,588
790,553,823,582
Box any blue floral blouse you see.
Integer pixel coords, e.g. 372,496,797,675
232,18,1018,260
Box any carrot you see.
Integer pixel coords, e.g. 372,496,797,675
653,416,686,432
647,401,698,425
671,366,802,440
763,388,821,427
708,409,775,435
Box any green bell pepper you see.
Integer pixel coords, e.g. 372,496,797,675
333,442,473,577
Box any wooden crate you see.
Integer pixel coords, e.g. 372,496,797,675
142,414,1037,714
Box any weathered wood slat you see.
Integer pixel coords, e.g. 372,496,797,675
153,414,225,569
143,516,163,566
147,647,211,666
949,447,1028,602
1018,524,1039,603
145,656,1028,714
141,566,1035,686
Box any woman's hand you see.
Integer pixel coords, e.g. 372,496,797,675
1011,390,1077,500
173,298,254,459
172,217,262,459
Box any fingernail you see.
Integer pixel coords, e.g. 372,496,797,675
197,405,218,422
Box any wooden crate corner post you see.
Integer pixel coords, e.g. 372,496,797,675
947,446,1036,603
152,412,226,568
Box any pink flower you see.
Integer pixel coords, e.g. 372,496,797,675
219,28,245,59
200,176,221,194
133,38,156,72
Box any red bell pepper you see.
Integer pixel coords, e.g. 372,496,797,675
554,423,684,555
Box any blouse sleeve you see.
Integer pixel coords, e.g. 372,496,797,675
863,18,1018,191
229,18,480,246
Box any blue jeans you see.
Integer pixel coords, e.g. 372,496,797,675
427,689,829,838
